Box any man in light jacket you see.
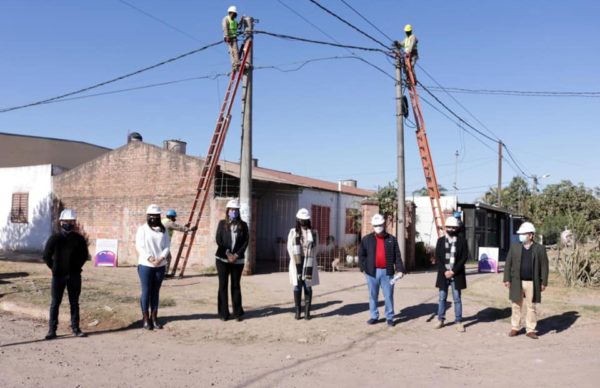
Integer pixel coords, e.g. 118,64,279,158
359,214,404,327
504,221,549,339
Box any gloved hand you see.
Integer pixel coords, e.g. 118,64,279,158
224,36,230,43
393,40,401,48
190,226,198,232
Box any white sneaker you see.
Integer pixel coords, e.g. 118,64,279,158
455,322,465,332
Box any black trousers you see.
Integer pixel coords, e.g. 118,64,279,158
49,274,82,330
216,260,244,319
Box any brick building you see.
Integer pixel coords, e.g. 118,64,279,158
53,140,374,272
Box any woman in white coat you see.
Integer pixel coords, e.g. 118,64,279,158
135,204,170,330
287,208,320,320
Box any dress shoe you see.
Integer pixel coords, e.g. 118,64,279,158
508,329,520,337
526,332,538,339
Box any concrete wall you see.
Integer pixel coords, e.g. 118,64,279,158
0,164,54,251
52,142,221,269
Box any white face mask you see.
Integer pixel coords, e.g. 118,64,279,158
373,226,384,234
519,234,529,243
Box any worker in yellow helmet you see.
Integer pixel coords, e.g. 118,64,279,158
222,6,242,71
395,24,419,69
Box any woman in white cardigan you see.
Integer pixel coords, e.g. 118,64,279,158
287,208,320,320
135,204,170,330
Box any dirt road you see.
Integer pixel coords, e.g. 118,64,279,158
1,259,599,387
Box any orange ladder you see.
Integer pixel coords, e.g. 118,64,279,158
404,54,446,237
169,39,253,278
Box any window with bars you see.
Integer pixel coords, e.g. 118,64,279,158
11,192,29,223
311,205,330,243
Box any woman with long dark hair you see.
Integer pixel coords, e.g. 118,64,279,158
135,204,170,330
287,208,320,320
215,199,249,321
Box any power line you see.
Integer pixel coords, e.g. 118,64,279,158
0,40,223,114
9,56,394,108
253,30,387,53
338,0,395,42
417,64,501,141
306,0,390,50
424,85,600,98
118,0,203,43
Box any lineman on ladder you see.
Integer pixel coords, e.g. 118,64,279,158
223,5,242,72
395,24,419,80
162,209,196,277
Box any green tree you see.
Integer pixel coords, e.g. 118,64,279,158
373,181,397,221
481,176,531,214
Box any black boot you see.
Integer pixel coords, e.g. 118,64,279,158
305,288,312,321
294,290,302,320
45,328,57,340
151,310,163,330
142,312,152,330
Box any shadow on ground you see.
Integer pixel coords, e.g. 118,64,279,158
463,307,512,328
537,311,580,336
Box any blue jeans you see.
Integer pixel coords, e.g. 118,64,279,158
438,278,462,322
138,265,166,313
365,268,394,320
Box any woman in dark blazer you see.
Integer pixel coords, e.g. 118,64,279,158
215,199,249,321
433,217,469,332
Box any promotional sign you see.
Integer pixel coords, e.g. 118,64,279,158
478,247,499,273
94,239,118,267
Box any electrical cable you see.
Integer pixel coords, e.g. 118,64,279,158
118,0,203,43
306,0,390,50
423,85,600,98
338,0,395,43
0,40,223,113
253,30,388,53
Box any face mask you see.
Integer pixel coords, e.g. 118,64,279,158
299,220,309,228
147,216,160,227
228,210,239,220
519,234,529,243
61,223,75,232
447,229,457,237
373,226,384,234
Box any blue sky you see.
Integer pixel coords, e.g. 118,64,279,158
1,0,599,200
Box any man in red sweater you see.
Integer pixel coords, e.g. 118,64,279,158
359,214,405,327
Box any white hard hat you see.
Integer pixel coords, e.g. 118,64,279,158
227,5,237,14
146,204,162,215
296,208,310,220
59,209,77,221
371,213,385,226
445,216,459,228
226,199,240,209
517,221,536,234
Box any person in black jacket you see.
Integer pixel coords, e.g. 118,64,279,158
433,216,469,332
358,213,405,327
215,199,249,321
42,209,89,340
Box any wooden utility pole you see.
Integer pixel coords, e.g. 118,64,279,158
395,50,406,265
240,16,254,275
497,140,503,206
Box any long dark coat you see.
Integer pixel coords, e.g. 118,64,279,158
434,235,468,290
503,242,549,303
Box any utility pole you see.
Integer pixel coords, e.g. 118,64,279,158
240,16,254,275
394,50,406,266
497,140,503,206
453,150,459,197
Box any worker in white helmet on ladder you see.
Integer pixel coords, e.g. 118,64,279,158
222,5,242,72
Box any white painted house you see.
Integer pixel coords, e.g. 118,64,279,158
412,195,458,247
0,164,66,251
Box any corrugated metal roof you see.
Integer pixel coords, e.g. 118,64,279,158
218,160,374,197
